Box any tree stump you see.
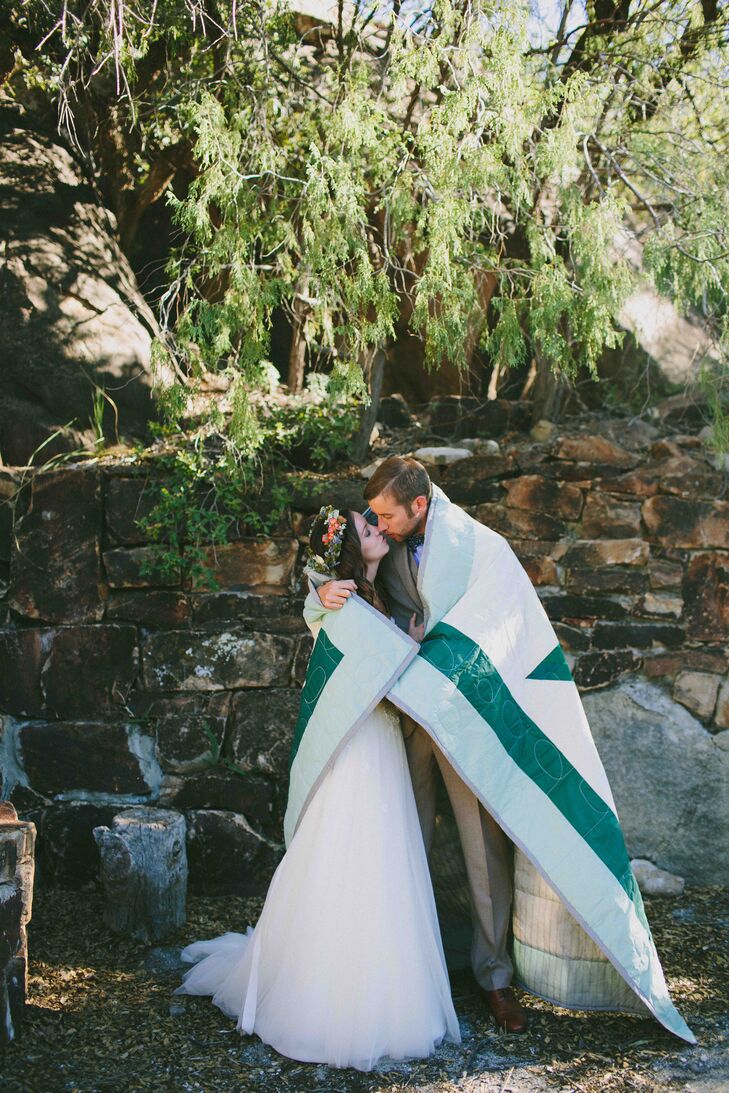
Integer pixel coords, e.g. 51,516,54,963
92,807,187,943
0,800,36,1043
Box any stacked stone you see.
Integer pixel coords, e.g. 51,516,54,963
0,412,726,892
0,463,311,896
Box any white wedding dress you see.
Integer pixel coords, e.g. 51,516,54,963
173,698,461,1071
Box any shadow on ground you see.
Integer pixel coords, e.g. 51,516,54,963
2,887,727,1092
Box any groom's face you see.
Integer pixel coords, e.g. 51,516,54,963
367,491,427,541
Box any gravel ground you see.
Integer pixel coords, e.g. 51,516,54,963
2,886,727,1093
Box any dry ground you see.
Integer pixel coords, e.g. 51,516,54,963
2,886,727,1093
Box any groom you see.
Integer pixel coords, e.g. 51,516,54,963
305,455,528,1033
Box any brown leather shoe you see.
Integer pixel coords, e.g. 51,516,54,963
481,986,529,1032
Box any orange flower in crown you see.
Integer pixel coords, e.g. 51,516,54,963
306,506,348,575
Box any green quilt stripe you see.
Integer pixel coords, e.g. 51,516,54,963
289,630,344,768
527,644,573,681
418,622,642,912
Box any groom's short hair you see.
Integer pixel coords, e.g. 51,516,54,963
363,456,432,508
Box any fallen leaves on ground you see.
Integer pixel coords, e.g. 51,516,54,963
1,886,727,1092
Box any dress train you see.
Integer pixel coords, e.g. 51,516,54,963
173,699,461,1071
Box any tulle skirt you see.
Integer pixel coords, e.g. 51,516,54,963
173,699,461,1070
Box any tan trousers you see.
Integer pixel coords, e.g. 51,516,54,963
401,713,514,990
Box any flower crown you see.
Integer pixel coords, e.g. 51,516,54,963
306,506,348,575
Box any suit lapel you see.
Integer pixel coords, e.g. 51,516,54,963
391,541,420,601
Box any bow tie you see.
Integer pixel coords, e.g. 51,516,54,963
406,532,425,554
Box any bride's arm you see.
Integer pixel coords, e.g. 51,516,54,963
303,563,356,610
303,583,328,639
301,572,354,637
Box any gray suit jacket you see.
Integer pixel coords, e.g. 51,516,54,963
304,539,424,635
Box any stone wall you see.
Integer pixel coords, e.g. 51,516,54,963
0,411,727,889
0,461,308,896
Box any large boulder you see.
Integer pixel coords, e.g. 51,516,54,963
583,678,729,884
0,105,172,466
561,228,721,414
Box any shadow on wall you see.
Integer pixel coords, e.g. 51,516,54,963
0,104,172,467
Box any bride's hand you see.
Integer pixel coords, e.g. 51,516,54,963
318,579,357,609
408,613,425,643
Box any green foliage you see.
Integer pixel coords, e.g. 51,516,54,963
200,720,251,779
261,393,361,471
135,441,263,594
135,435,290,592
6,0,729,439
562,191,635,374
136,372,360,588
482,298,528,370
699,360,729,456
89,385,106,448
200,721,223,766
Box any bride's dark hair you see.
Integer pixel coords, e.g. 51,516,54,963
309,510,390,613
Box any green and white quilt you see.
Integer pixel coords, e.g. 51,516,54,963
286,483,695,1044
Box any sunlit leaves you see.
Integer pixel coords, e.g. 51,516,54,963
14,0,728,443
483,297,528,371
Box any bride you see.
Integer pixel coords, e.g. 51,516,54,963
173,506,461,1071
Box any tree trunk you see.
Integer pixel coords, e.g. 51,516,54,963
350,345,387,464
0,801,35,1044
93,806,187,943
287,276,310,393
530,352,566,425
118,140,191,254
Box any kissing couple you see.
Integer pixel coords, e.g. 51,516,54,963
174,456,694,1070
